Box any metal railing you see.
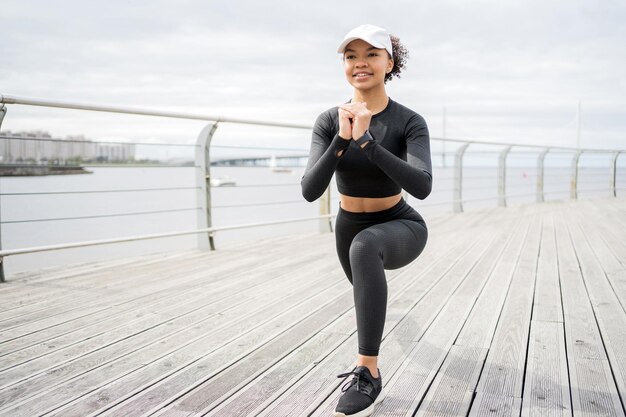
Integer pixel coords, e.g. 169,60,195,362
0,93,624,281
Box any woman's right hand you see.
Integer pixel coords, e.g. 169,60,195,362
338,107,354,140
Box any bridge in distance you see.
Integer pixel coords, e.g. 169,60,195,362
211,154,308,167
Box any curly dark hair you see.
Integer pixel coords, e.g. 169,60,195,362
385,35,408,83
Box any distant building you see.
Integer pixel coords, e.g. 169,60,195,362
0,130,135,163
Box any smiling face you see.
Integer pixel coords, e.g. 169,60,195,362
343,39,394,91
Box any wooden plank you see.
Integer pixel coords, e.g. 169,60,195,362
373,220,523,417
469,216,542,414
110,286,355,417
596,197,626,230
438,207,499,231
555,210,608,362
520,207,572,417
203,212,494,417
255,248,482,416
454,214,531,348
0,199,623,416
553,213,624,416
471,392,522,417
573,201,626,307
565,206,626,411
0,251,333,383
2,231,310,307
521,320,571,417
3,232,311,304
254,220,505,417
575,199,626,268
317,215,522,416
0,256,188,320
0,252,220,330
578,213,626,310
530,212,563,323
0,252,216,333
200,313,358,417
46,262,344,417
571,200,626,306
0,245,325,362
415,346,487,417
4,249,178,284
1,244,326,374
0,239,320,352
0,252,337,414
144,218,480,414
415,215,532,417
2,218,460,416
1,250,199,303
2,274,344,414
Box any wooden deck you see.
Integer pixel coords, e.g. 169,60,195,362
1,197,626,417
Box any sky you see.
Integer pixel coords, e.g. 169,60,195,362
1,0,625,159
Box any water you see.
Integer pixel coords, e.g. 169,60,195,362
1,163,622,275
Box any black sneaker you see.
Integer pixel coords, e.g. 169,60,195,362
333,365,385,417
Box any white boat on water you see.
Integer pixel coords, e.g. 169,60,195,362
210,176,236,187
269,155,293,173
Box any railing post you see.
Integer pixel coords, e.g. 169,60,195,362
0,103,6,282
570,150,582,200
319,186,332,233
196,122,219,250
610,151,620,197
453,143,470,213
498,145,513,207
536,148,550,203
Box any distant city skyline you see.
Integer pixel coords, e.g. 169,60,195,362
1,0,625,152
0,130,136,163
0,129,309,163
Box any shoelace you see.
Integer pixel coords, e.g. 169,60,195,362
336,369,370,393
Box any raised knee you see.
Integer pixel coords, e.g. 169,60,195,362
349,230,382,264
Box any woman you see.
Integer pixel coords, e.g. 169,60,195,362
301,23,432,417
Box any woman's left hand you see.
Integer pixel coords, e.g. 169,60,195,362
339,102,371,140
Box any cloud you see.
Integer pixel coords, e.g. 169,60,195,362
1,0,625,150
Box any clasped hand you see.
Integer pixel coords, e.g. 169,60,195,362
338,101,372,142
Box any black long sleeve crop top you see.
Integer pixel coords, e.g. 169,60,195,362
301,98,432,202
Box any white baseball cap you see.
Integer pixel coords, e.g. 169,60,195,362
337,24,393,59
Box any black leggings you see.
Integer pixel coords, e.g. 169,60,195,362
335,198,428,356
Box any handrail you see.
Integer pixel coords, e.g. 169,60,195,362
0,94,311,130
0,134,198,147
0,214,335,257
0,186,200,196
19,186,625,258
1,207,200,224
2,93,622,151
0,93,624,282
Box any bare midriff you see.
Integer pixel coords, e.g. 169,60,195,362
339,193,402,213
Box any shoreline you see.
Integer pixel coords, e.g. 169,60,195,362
0,164,92,176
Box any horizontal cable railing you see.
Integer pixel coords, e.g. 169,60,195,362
232,183,300,188
213,200,305,209
0,134,199,148
0,93,624,280
0,214,335,258
0,186,200,196
3,207,200,224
